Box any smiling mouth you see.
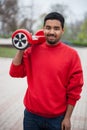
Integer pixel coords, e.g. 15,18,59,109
48,36,55,40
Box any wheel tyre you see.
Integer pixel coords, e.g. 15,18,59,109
12,32,29,50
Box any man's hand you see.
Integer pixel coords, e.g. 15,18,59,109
61,104,74,130
61,117,71,130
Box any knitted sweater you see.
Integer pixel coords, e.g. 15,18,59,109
9,41,83,117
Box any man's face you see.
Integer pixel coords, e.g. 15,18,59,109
43,20,64,45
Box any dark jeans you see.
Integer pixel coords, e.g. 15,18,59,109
23,109,65,130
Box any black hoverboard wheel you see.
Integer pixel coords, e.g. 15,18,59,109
12,32,29,50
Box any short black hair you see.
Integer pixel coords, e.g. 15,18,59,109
44,12,65,29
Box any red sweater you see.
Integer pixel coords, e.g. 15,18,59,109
9,41,83,118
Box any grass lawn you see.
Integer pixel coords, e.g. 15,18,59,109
0,46,17,58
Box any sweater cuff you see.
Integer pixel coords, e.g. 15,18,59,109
67,98,77,106
9,62,23,77
11,62,22,68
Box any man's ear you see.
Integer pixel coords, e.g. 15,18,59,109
62,28,64,35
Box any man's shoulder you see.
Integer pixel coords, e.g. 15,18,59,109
62,41,74,49
61,41,78,56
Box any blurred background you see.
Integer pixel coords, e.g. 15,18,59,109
0,0,87,46
0,1,87,130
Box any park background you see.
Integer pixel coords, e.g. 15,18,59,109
0,0,87,130
0,0,87,57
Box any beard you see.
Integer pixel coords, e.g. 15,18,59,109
47,40,59,45
46,34,60,45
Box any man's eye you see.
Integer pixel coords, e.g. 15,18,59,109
46,27,51,30
54,27,60,30
47,28,50,30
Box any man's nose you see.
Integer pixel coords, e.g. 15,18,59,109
49,29,55,34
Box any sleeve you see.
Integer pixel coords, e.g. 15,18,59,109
9,61,26,78
67,51,84,106
9,50,28,78
9,47,32,78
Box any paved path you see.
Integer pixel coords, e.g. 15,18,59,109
0,58,27,130
71,47,87,130
0,46,87,130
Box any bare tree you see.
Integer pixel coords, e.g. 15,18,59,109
50,3,69,19
18,0,35,33
0,0,18,35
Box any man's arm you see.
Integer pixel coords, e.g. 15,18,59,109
9,50,26,77
61,51,83,130
61,104,74,130
12,50,24,65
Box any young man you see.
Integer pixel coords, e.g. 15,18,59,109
9,12,84,130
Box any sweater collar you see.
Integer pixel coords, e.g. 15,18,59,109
45,41,62,48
